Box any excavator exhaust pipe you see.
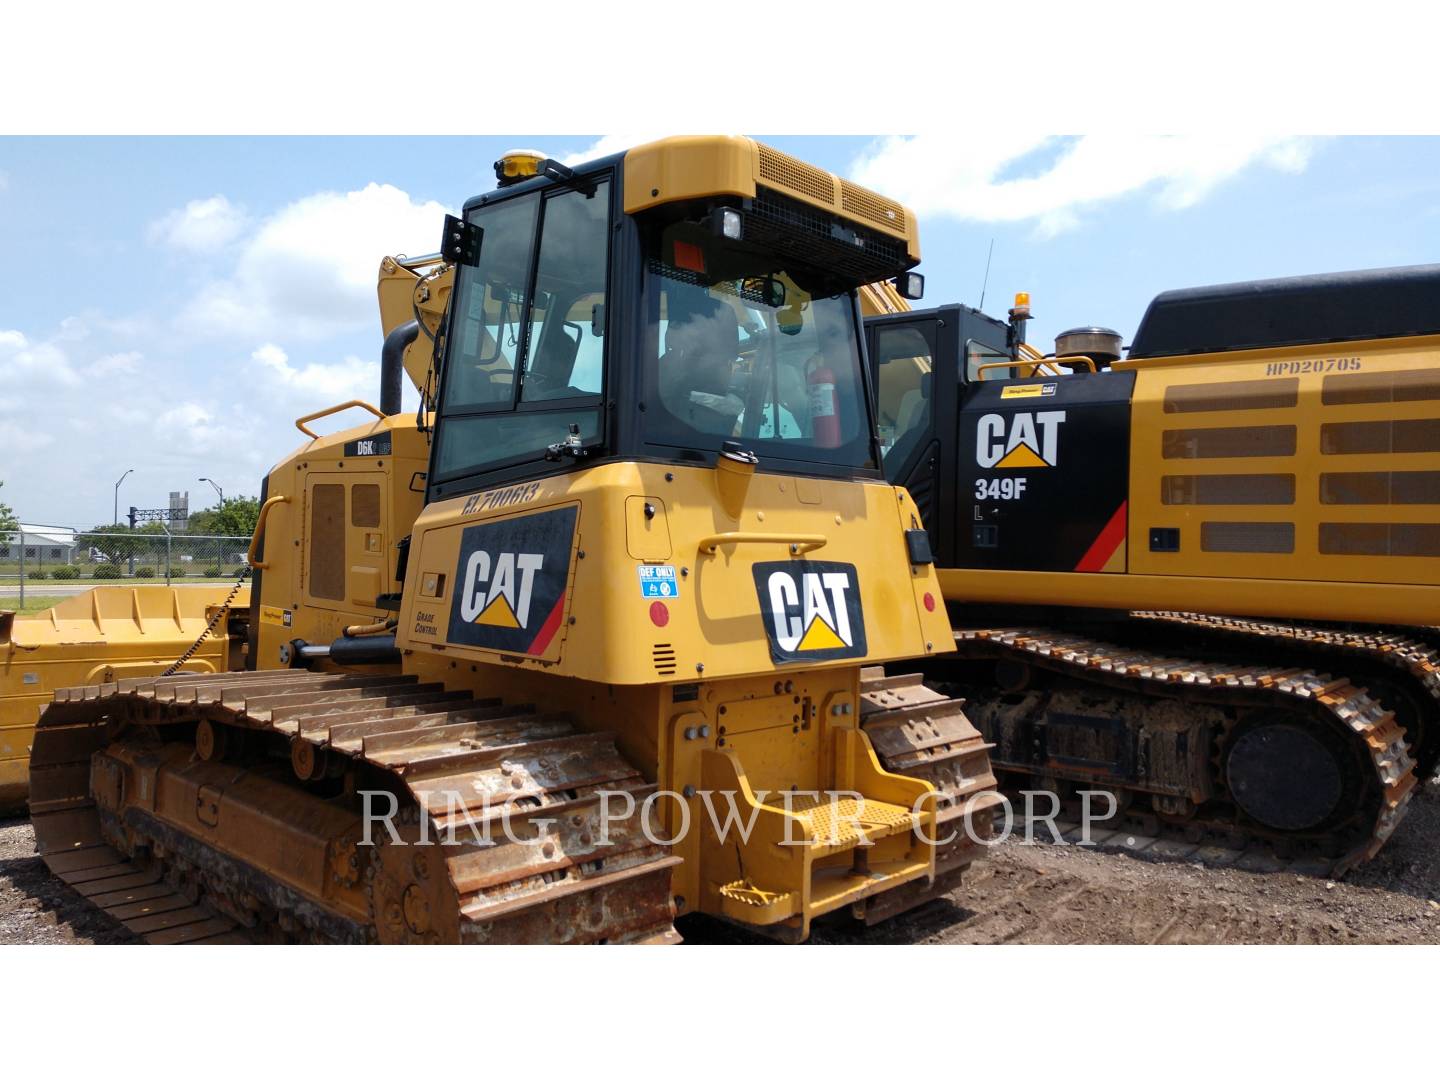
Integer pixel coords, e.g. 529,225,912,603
380,319,420,416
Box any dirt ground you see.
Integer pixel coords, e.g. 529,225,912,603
4,780,1438,945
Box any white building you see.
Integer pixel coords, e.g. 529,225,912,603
0,524,80,565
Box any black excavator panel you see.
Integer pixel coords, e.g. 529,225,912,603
957,371,1136,572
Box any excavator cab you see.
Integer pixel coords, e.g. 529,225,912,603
865,303,1013,566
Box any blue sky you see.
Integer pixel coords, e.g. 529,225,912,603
3,134,1439,527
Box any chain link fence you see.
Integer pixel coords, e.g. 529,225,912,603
2,529,252,606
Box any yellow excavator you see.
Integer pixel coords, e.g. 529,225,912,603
863,269,1439,872
24,138,999,944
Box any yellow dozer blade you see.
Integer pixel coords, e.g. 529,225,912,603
0,584,248,814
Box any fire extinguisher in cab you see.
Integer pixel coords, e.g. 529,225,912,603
808,364,840,447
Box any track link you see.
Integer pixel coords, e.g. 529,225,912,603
856,667,1002,920
952,627,1417,874
29,670,681,944
1134,611,1440,780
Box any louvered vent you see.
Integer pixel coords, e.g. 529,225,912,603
757,143,837,206
653,644,677,676
840,179,906,237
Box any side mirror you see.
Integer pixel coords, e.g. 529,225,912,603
591,302,605,337
895,271,925,301
744,276,786,309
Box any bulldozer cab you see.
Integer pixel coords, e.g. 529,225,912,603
427,143,920,506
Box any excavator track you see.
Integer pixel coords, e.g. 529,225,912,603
950,626,1417,875
29,670,681,944
855,667,1002,921
1132,611,1440,781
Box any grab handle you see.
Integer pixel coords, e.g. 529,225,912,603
295,400,387,439
698,532,828,557
247,495,292,570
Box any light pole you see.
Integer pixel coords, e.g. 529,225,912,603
199,477,223,505
113,468,133,525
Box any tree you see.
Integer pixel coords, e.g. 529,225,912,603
0,480,16,534
87,523,139,564
189,496,260,538
87,522,167,564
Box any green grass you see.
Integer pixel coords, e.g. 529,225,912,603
6,595,64,613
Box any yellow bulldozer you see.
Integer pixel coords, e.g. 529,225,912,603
20,137,1000,944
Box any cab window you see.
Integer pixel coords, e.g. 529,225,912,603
966,339,1014,381
874,324,934,480
434,179,611,482
641,220,874,469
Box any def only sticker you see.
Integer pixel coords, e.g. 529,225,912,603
447,505,577,656
752,560,866,665
638,564,679,598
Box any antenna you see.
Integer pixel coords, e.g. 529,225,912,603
978,238,995,310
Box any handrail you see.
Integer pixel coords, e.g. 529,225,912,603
294,400,387,439
247,495,292,570
975,359,1041,378
975,353,1096,379
1018,341,1097,373
698,532,828,556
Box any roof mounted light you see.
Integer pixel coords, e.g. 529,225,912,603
895,271,925,301
709,206,744,241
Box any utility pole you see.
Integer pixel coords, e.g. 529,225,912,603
199,477,223,504
113,468,133,526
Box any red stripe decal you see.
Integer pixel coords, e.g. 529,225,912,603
1074,500,1128,573
527,594,567,655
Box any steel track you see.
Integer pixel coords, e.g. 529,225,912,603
29,670,680,944
951,626,1417,875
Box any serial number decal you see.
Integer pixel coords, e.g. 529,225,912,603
461,481,542,516
1265,358,1361,376
975,477,1029,500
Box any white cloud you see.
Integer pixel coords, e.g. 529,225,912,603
561,135,665,167
849,135,1318,236
0,418,55,450
86,350,142,377
155,402,219,451
179,183,451,340
0,327,80,387
251,342,380,401
148,195,249,254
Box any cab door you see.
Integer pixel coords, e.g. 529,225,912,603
871,317,942,543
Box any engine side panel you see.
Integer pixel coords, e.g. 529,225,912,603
1125,337,1440,588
